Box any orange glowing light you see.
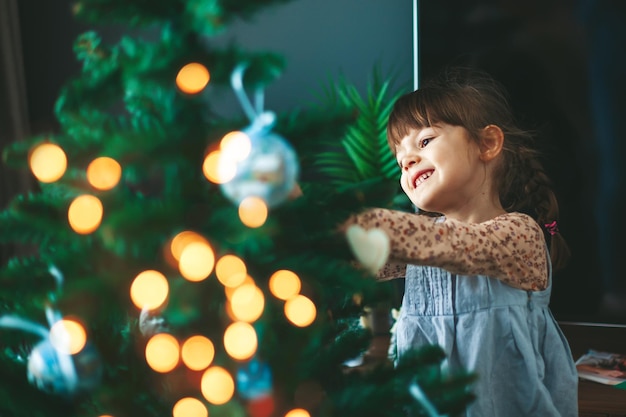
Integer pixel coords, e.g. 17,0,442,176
86,157,122,190
230,283,265,323
285,409,311,417
284,295,316,327
238,196,268,228
224,321,257,360
49,319,87,355
145,333,180,373
176,63,210,94
181,335,215,371
179,241,215,282
201,366,234,404
130,270,169,310
224,275,255,300
29,142,67,183
269,270,301,300
202,150,236,184
169,231,208,262
68,194,103,234
220,131,251,162
172,397,208,417
215,254,247,288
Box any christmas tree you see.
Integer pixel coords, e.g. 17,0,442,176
0,1,474,416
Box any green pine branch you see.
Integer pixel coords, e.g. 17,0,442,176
314,68,407,186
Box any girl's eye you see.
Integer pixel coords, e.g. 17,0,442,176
419,137,432,148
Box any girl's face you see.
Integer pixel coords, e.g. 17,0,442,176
395,123,500,221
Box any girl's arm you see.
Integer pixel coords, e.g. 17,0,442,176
347,209,548,291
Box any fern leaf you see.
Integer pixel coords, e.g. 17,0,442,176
313,66,409,202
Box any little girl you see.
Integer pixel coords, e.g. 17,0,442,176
346,68,578,416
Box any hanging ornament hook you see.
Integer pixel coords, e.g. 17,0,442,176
48,264,64,292
219,61,299,209
231,62,276,136
0,265,65,335
46,265,65,326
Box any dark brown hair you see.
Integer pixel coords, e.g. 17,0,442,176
387,67,570,270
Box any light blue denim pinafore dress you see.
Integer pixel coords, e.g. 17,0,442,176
394,253,579,416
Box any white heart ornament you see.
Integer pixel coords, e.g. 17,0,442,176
345,225,390,274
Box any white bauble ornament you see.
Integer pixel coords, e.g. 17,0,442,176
27,338,102,396
0,267,102,397
220,118,299,208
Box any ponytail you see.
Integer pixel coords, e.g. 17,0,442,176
497,144,571,270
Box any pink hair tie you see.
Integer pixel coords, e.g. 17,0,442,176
544,221,559,236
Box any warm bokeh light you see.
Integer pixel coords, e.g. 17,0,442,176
68,194,103,234
201,366,234,404
201,131,252,185
49,319,87,355
224,275,255,300
269,270,301,300
172,397,208,417
284,295,316,327
285,409,311,417
179,241,215,282
169,231,208,262
230,283,265,322
220,131,251,162
202,150,237,184
238,196,268,228
215,254,247,288
130,270,169,310
176,63,210,94
181,335,215,371
223,321,257,360
29,142,67,183
145,333,180,373
86,157,122,190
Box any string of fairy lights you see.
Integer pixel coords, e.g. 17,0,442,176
20,62,315,417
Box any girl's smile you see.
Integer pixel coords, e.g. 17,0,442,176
411,169,434,189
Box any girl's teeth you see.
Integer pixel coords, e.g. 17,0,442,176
415,172,432,187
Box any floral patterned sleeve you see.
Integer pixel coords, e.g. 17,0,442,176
348,209,548,291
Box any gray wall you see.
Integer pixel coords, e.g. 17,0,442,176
18,0,414,127
211,0,414,114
